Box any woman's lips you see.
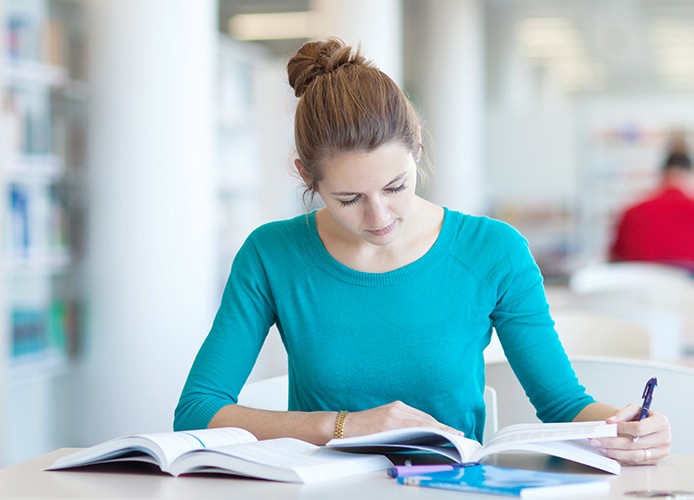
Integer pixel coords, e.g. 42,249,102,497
366,221,395,236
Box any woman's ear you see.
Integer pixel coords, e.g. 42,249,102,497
415,125,423,163
295,159,310,185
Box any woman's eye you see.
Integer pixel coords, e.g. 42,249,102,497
387,183,407,194
339,197,360,207
337,184,406,207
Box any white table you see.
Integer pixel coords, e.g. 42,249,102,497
2,449,694,499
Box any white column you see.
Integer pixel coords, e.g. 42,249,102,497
311,0,403,83
418,0,486,214
0,1,7,463
74,0,217,444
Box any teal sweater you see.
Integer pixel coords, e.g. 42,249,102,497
174,209,594,442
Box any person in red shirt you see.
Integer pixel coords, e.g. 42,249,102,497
610,151,694,272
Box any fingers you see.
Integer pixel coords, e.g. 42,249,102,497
592,407,672,465
591,430,668,454
590,436,661,466
605,403,640,424
595,444,667,466
604,405,669,442
383,401,465,435
619,412,670,443
346,401,464,438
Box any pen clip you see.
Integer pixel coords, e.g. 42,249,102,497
642,377,657,398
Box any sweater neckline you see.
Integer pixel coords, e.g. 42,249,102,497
303,207,454,286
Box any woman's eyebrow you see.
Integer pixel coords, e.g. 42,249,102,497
330,172,407,196
384,173,407,187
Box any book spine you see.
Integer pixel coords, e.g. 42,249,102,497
400,477,520,497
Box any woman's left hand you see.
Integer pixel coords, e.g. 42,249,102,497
590,403,672,465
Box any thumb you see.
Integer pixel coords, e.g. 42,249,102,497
606,403,640,423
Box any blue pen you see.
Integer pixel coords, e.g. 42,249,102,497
637,377,658,421
387,463,480,478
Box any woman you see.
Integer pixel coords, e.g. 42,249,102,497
175,38,671,466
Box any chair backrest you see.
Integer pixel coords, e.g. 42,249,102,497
569,262,694,351
237,374,288,411
484,309,656,363
548,282,684,362
569,262,691,295
485,356,694,454
237,374,501,445
483,385,499,443
551,310,652,359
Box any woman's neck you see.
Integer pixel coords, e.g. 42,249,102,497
315,198,444,273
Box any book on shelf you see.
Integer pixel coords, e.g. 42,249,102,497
397,463,610,499
46,427,392,484
327,420,620,475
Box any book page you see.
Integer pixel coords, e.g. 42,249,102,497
476,439,621,475
483,421,616,448
170,438,393,483
473,422,620,474
327,427,482,463
150,428,258,468
47,427,257,471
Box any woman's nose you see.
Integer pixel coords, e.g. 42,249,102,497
365,197,390,226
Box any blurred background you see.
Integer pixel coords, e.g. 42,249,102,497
1,0,694,466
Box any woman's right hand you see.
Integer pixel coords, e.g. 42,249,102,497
340,401,465,438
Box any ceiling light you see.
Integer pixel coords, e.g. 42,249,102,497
517,17,573,31
516,16,586,62
656,61,694,74
520,43,585,60
228,11,320,41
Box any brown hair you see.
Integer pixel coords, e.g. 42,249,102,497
287,37,426,196
663,151,692,172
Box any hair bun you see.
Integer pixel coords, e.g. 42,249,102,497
287,37,371,98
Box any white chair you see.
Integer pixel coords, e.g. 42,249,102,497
551,310,652,359
482,385,499,442
569,262,694,353
237,374,500,444
237,374,288,411
486,304,685,362
570,262,691,295
485,356,694,454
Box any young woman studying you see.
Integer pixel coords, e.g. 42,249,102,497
175,38,671,466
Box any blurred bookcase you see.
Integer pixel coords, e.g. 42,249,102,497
0,0,88,465
491,201,580,284
579,122,693,262
216,36,266,293
215,36,294,382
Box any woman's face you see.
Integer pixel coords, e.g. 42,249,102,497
313,142,418,247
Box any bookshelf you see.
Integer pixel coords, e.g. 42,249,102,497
491,201,579,284
579,121,694,262
216,36,266,292
216,36,294,382
1,0,87,465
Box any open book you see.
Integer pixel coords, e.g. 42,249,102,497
46,427,392,483
327,421,620,475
